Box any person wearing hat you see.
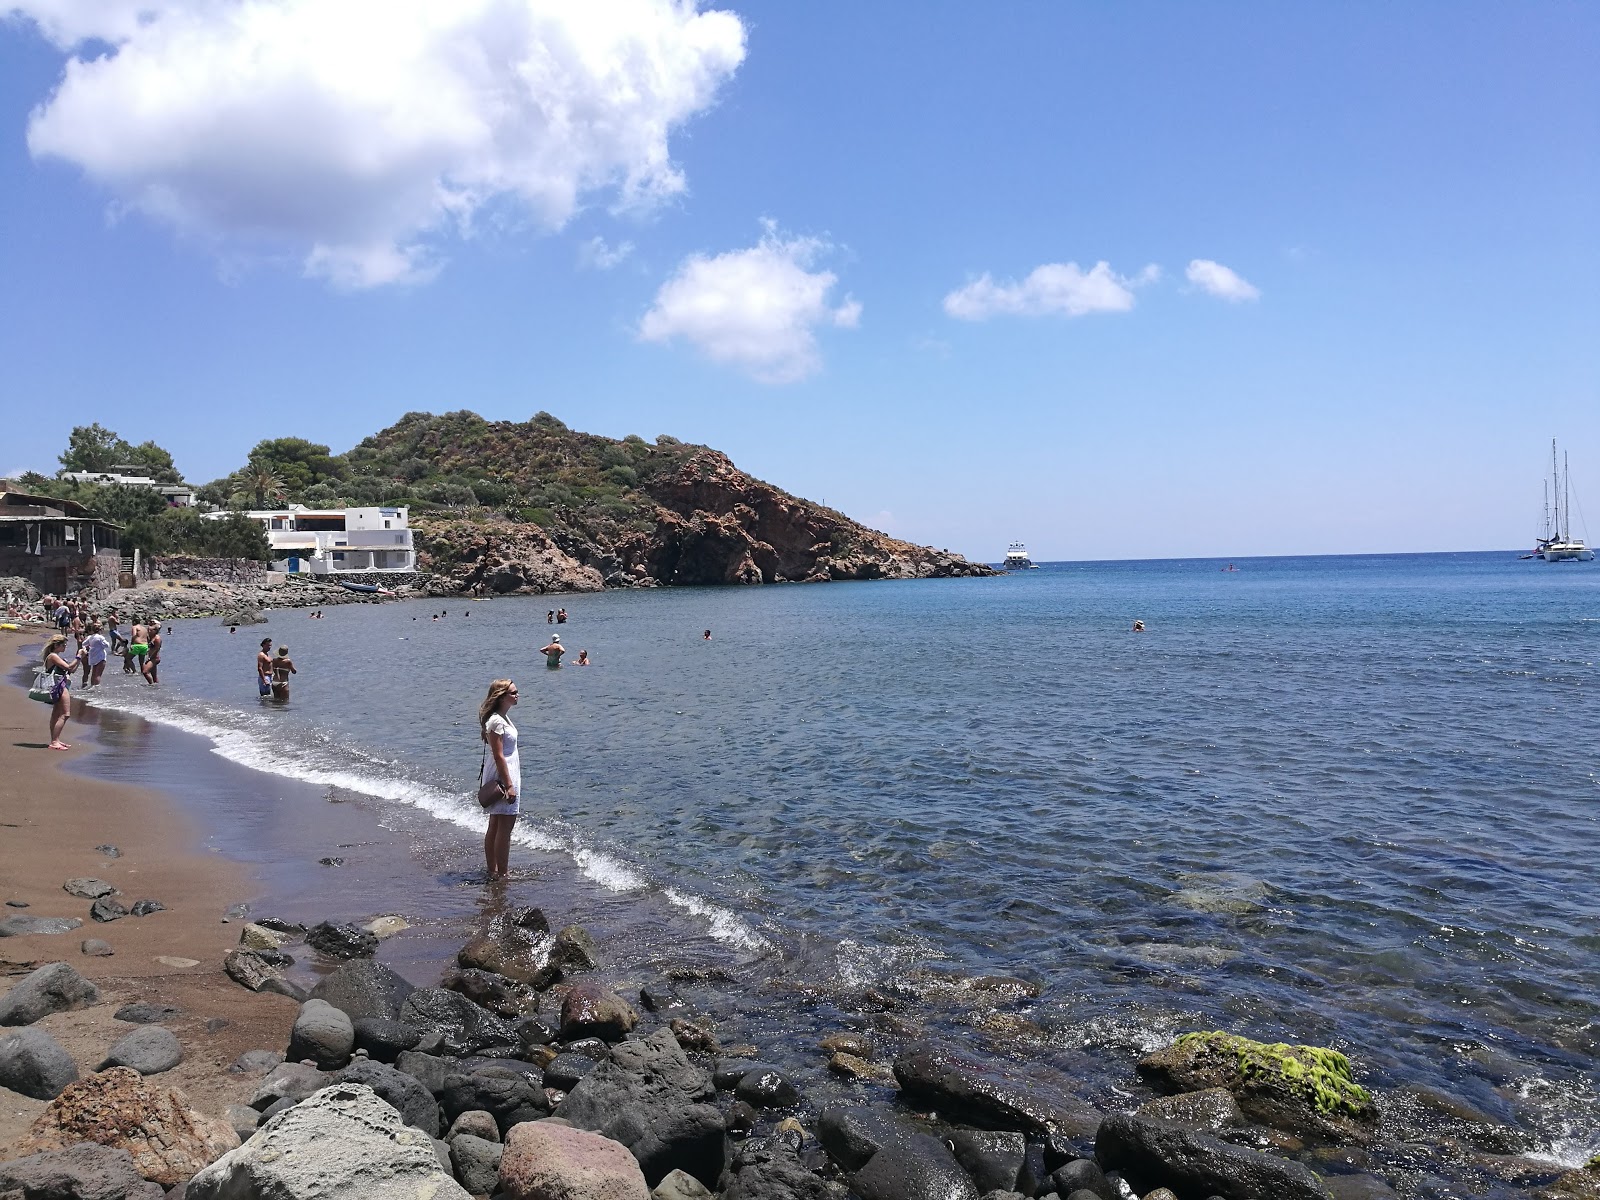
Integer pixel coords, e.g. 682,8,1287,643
539,632,565,668
41,633,81,749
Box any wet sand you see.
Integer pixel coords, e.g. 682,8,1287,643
0,627,296,1150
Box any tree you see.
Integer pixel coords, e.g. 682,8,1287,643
243,438,343,500
124,440,181,483
59,424,134,473
236,464,287,509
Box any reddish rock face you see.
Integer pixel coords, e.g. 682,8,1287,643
499,1120,650,1200
559,981,638,1043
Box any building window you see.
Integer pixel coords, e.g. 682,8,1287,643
332,552,345,561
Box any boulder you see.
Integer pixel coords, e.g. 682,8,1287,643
337,1057,443,1136
819,1033,874,1058
457,905,551,986
735,1066,801,1109
653,1167,714,1200
450,1132,504,1196
0,914,84,937
16,1066,239,1187
397,1049,451,1095
225,1103,261,1141
443,966,538,1018
223,948,302,997
439,1062,549,1134
892,1043,1101,1139
0,961,101,1025
1095,1113,1333,1200
1049,1159,1116,1200
559,1028,726,1186
722,1133,847,1200
1136,1031,1376,1143
82,938,116,956
114,1003,181,1025
550,924,600,972
559,981,638,1042
249,1062,328,1111
129,900,165,917
545,1051,603,1092
310,959,418,1021
366,915,411,939
498,1119,649,1200
1136,1086,1246,1132
852,1132,980,1200
287,998,355,1069
817,1106,923,1173
98,1026,184,1075
185,1082,471,1199
0,1142,163,1200
353,1017,424,1062
0,1026,79,1098
227,1049,282,1075
65,878,119,899
950,1129,1026,1194
447,1109,501,1142
239,923,287,951
91,898,129,922
306,920,379,960
399,987,519,1057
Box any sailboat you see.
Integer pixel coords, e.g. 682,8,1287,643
1529,440,1594,562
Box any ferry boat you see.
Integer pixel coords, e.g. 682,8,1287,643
1529,440,1594,562
1003,542,1039,570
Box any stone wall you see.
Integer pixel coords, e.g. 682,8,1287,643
0,547,122,597
146,557,268,586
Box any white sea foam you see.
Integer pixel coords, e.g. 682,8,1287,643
81,688,767,950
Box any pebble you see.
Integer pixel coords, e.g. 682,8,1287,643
5,900,29,909
96,845,122,858
155,956,200,969
81,938,115,957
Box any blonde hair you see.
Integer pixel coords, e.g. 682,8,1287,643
479,679,515,742
43,633,67,658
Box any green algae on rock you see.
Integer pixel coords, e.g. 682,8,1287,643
1137,1031,1377,1144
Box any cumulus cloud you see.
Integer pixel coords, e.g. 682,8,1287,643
1185,259,1260,301
578,236,635,270
943,261,1158,320
639,224,860,384
12,0,746,287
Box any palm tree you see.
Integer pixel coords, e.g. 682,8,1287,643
234,463,286,509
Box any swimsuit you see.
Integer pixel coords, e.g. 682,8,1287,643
129,642,149,656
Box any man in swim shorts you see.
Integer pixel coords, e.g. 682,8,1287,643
540,633,564,668
127,617,149,675
256,637,274,696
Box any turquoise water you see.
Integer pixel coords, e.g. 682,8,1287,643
69,551,1600,1191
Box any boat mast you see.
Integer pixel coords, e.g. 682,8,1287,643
1564,449,1571,541
1551,439,1561,543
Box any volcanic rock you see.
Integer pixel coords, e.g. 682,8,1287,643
306,920,378,960
0,1026,79,1099
498,1119,649,1200
287,998,355,1069
892,1042,1101,1139
98,1026,183,1075
310,959,418,1021
0,961,101,1025
0,1143,161,1200
1095,1112,1332,1200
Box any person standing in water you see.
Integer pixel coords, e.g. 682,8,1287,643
42,633,79,750
270,646,297,700
556,608,567,624
82,623,109,687
142,622,163,684
255,637,274,696
540,633,564,668
478,678,520,882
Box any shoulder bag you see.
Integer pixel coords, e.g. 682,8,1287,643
27,666,54,704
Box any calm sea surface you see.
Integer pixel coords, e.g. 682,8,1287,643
62,552,1600,1193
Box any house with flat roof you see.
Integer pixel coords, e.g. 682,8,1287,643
0,483,124,594
205,505,414,574
60,469,195,508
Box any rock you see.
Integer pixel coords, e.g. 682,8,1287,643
115,1002,182,1025
310,959,418,1021
828,1052,891,1082
442,966,537,1018
259,1096,299,1123
0,1143,161,1200
223,948,288,994
450,1132,504,1196
1095,1113,1333,1200
819,1033,874,1058
65,878,119,899
97,844,123,857
560,1027,727,1186
225,1103,260,1140
306,920,378,960
560,981,639,1042
249,1062,328,1111
892,1043,1101,1139
722,1132,845,1200
223,902,251,922
288,998,356,1069
399,987,519,1057
1543,1160,1600,1200
155,957,201,971
99,1027,184,1075
852,1133,980,1200
1324,1176,1400,1199
1049,1160,1116,1200
714,1060,759,1090
91,898,129,922
82,938,116,956
1136,1031,1377,1143
653,1167,714,1200
1136,1086,1246,1132
439,1062,549,1134
735,1067,801,1109
0,914,84,936
515,1015,558,1052
498,1119,649,1200
669,1018,719,1054
227,1049,282,1075
239,922,287,951
550,924,600,972
353,1017,424,1062
256,916,308,935
457,906,552,987
950,1130,1026,1194
16,1066,240,1187
817,1106,922,1173
366,915,410,939
1140,1191,1179,1200
0,961,101,1025
338,1057,443,1136
0,1026,79,1099
447,1109,501,1142
640,982,686,1013
185,1082,470,1200
319,857,345,867
396,1048,451,1095
545,1052,603,1092
567,1037,613,1061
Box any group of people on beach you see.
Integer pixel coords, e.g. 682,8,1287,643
30,595,164,750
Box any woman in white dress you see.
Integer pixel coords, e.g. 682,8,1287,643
478,678,521,881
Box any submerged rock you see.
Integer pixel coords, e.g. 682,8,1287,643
306,920,378,960
1095,1113,1331,1200
0,961,101,1026
892,1042,1101,1139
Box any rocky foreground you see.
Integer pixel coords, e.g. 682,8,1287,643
5,902,1594,1200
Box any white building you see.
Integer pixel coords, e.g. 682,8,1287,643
205,505,415,573
61,470,195,508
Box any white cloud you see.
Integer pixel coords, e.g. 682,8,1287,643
639,224,860,384
943,261,1157,320
1186,259,1260,302
12,0,746,288
578,236,635,271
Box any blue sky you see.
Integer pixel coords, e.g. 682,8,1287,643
2,1,1596,560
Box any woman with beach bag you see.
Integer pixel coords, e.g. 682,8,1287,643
477,678,521,882
36,633,80,751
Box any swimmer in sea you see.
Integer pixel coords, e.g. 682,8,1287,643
540,633,564,668
256,637,274,696
575,650,590,666
270,646,297,700
703,629,712,640
1132,619,1145,632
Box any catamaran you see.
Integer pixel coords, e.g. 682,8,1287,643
1529,439,1593,562
1003,542,1039,570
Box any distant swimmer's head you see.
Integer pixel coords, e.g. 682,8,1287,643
1132,620,1145,632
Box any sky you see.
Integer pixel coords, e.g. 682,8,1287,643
1,1,1597,561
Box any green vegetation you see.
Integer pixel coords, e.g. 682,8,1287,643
1174,1031,1373,1116
14,474,269,560
58,422,181,482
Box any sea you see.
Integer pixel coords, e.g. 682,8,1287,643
30,551,1600,1197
